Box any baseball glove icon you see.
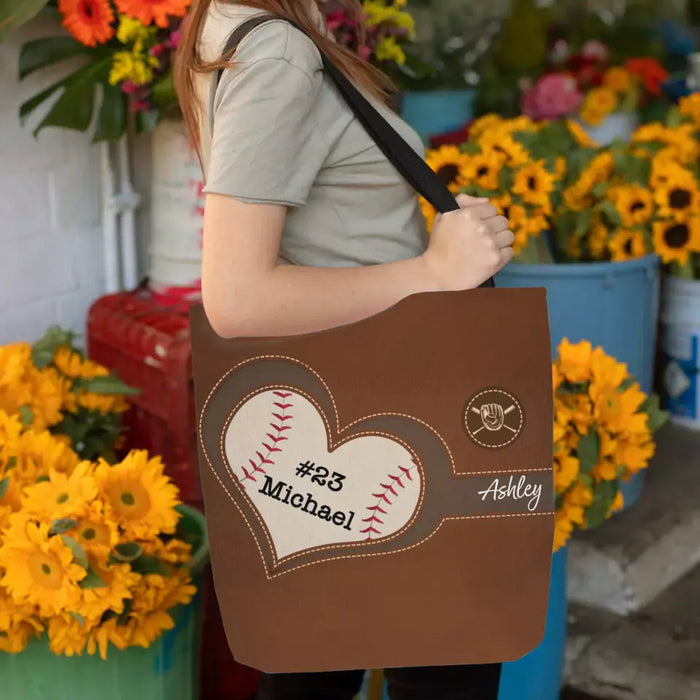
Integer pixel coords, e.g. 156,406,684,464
480,403,505,432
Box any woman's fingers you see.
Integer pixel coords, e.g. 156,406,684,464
456,194,489,208
493,229,516,249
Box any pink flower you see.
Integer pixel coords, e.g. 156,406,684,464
121,80,139,95
581,40,609,63
169,30,181,50
521,73,582,120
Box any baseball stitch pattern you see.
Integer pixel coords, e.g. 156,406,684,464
361,458,419,540
237,391,293,489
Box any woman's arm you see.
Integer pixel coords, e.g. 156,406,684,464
202,193,513,338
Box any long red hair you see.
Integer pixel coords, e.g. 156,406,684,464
174,0,393,152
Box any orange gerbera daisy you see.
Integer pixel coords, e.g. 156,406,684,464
58,0,115,47
115,0,191,28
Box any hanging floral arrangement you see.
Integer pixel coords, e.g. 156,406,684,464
0,412,197,657
551,340,667,550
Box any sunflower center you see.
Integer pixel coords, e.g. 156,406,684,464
56,493,69,504
630,201,645,212
106,480,151,520
436,164,459,186
82,528,96,540
624,238,634,255
669,188,691,209
79,1,94,20
28,552,63,590
665,223,690,249
477,166,490,177
528,176,537,190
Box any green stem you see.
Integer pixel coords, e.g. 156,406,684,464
514,234,555,265
671,260,695,279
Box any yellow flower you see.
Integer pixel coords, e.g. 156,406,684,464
607,228,648,262
462,150,505,190
615,437,655,476
553,510,574,551
608,184,654,227
608,491,624,514
0,587,43,654
68,502,120,558
512,161,555,212
425,146,470,193
53,347,108,380
47,613,91,657
633,122,699,165
566,119,596,148
0,521,86,617
418,196,436,232
679,93,700,127
650,154,686,189
554,453,580,494
478,131,530,167
580,87,618,126
469,114,504,139
654,168,700,221
554,157,567,181
603,67,632,93
557,339,593,383
140,537,192,565
375,36,406,65
22,461,98,520
109,50,159,87
653,217,700,265
76,391,130,414
78,563,140,622
115,14,156,53
96,451,180,539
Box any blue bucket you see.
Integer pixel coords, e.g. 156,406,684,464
496,255,660,507
400,89,476,143
498,548,568,700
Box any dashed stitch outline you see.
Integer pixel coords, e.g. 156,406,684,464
464,388,525,449
199,355,554,579
219,385,426,564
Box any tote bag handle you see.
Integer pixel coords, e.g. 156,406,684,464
216,14,495,288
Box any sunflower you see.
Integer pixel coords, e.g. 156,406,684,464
491,192,512,218
76,391,130,414
418,196,436,232
584,218,609,260
478,131,530,167
580,87,618,126
590,382,647,436
609,185,654,227
515,209,549,253
468,114,504,140
557,339,593,384
78,563,140,621
654,169,700,220
47,613,91,657
614,437,655,475
554,453,580,494
603,66,633,93
608,228,647,262
53,347,108,381
512,161,555,211
566,119,596,148
679,93,700,127
0,521,86,617
22,461,98,520
653,217,700,265
633,123,699,165
58,0,115,47
0,588,43,654
68,502,120,557
462,150,505,191
425,146,469,193
114,0,191,29
140,536,192,565
96,450,180,539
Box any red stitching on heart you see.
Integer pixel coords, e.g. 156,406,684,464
361,459,418,540
238,392,293,489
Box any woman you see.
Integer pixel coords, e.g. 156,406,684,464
176,1,515,698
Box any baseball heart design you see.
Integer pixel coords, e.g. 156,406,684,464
223,389,422,560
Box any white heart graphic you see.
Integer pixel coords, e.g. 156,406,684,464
223,389,422,560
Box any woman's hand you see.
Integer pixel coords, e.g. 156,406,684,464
421,194,515,291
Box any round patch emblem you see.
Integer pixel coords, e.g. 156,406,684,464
463,389,524,449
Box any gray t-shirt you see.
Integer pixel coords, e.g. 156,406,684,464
197,3,429,267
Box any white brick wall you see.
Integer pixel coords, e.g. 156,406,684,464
0,17,106,346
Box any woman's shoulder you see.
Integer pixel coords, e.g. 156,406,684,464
200,5,322,79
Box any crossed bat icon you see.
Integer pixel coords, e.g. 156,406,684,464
471,402,518,436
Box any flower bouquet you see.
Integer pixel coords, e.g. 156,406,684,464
0,410,198,658
551,340,667,551
0,327,138,461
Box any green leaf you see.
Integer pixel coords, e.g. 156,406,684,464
666,107,683,129
18,406,33,427
0,0,51,42
599,200,622,227
73,374,140,396
71,612,85,625
591,182,608,198
35,475,49,483
19,76,69,123
116,598,133,625
0,477,9,500
498,167,512,192
6,456,17,471
641,393,670,433
585,480,618,529
461,141,482,155
93,82,127,143
578,429,600,475
19,37,90,80
79,567,107,589
32,326,75,369
33,57,112,137
574,209,594,239
136,109,160,135
151,73,177,109
110,542,143,564
49,518,78,537
61,535,89,569
131,555,170,577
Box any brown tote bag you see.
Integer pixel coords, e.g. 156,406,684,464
190,15,554,674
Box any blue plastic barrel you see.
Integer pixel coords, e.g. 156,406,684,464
400,89,477,143
498,548,568,700
496,255,661,507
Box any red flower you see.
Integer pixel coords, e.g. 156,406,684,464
625,58,669,96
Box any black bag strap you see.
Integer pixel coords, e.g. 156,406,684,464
215,14,495,288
